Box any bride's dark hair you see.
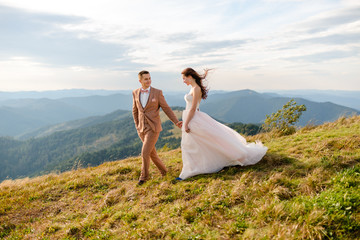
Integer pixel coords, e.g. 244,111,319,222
181,68,210,100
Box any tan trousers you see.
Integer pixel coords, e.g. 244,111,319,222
138,130,168,181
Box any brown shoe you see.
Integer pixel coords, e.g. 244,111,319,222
161,170,168,177
137,180,145,186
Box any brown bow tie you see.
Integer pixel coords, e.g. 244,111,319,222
141,89,149,93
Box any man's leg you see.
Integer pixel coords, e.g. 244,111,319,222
139,131,149,181
139,130,160,181
150,147,168,176
139,131,168,180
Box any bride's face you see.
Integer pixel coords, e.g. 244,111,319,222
182,74,192,86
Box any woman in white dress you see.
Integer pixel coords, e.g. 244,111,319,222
177,68,268,180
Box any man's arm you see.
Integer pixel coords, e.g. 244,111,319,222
158,90,180,125
132,91,139,129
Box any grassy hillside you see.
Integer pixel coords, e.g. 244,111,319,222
0,116,359,239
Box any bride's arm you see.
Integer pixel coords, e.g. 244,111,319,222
184,87,201,133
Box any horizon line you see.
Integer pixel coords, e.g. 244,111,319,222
1,88,360,93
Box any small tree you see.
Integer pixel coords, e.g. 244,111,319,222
263,99,306,135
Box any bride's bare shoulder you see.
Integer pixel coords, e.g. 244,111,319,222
193,85,201,93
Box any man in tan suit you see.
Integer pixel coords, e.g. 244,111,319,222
132,70,182,185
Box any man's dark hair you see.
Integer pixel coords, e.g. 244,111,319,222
138,70,150,78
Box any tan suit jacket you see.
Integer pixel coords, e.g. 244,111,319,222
132,87,178,133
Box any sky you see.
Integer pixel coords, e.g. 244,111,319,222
0,0,359,92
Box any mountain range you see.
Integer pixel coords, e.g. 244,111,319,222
0,88,359,182
0,89,358,138
200,90,359,125
2,88,359,109
263,89,360,111
0,94,132,137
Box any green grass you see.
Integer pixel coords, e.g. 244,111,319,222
0,116,359,239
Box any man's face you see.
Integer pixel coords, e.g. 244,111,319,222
139,73,151,89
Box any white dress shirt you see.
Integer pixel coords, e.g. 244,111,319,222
140,86,150,108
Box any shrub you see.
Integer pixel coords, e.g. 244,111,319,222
263,99,306,135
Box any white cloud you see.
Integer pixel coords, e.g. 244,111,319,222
0,0,359,91
0,57,133,91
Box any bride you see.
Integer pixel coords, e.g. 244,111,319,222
177,68,268,180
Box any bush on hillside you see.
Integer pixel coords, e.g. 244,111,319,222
263,99,306,136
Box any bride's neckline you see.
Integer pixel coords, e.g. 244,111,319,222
186,89,201,106
188,87,196,95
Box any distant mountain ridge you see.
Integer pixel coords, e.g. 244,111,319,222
2,89,359,109
0,94,132,137
263,89,360,111
18,110,131,140
0,89,127,100
200,90,359,125
0,98,91,136
0,89,358,138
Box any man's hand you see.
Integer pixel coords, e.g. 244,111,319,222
176,121,183,128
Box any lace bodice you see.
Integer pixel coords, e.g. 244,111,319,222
184,91,200,110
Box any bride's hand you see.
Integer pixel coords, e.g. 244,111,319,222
185,124,190,133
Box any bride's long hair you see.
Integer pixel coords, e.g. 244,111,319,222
181,68,210,100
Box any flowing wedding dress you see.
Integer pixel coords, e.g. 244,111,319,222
179,89,268,179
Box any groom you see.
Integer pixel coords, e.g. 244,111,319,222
132,70,182,185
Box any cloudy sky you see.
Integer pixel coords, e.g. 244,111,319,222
0,0,359,92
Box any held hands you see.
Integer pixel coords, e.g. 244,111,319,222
176,121,183,128
176,121,190,133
